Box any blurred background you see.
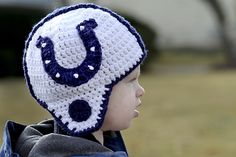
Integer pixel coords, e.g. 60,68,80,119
1,0,236,156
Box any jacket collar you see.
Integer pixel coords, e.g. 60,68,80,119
54,119,128,154
0,121,26,157
0,120,128,156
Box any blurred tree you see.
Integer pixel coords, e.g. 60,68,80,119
0,6,47,77
0,0,68,78
86,0,98,3
203,0,236,67
60,0,70,6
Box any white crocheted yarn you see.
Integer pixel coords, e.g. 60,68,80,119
23,4,147,135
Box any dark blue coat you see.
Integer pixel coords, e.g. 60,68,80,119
0,120,128,157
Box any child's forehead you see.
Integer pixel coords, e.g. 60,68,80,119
125,66,140,78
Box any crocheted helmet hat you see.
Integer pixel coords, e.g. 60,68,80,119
23,3,147,136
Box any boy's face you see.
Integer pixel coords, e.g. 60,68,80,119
101,66,145,131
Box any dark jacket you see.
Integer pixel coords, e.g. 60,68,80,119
0,120,128,157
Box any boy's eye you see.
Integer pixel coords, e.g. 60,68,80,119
130,77,137,82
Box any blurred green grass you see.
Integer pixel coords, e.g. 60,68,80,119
0,78,50,133
1,70,236,156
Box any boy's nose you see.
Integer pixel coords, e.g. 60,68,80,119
136,85,145,98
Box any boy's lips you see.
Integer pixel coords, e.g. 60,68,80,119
134,103,141,117
134,110,140,117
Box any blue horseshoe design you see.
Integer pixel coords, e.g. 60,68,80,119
36,19,102,87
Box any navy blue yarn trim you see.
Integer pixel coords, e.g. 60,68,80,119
23,3,147,136
36,19,102,87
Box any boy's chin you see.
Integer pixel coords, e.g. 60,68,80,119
115,123,133,131
101,123,131,131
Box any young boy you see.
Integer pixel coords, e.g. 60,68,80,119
0,3,147,157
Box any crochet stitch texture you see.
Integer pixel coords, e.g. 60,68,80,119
23,3,147,136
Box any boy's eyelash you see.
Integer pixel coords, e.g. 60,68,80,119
130,77,137,81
